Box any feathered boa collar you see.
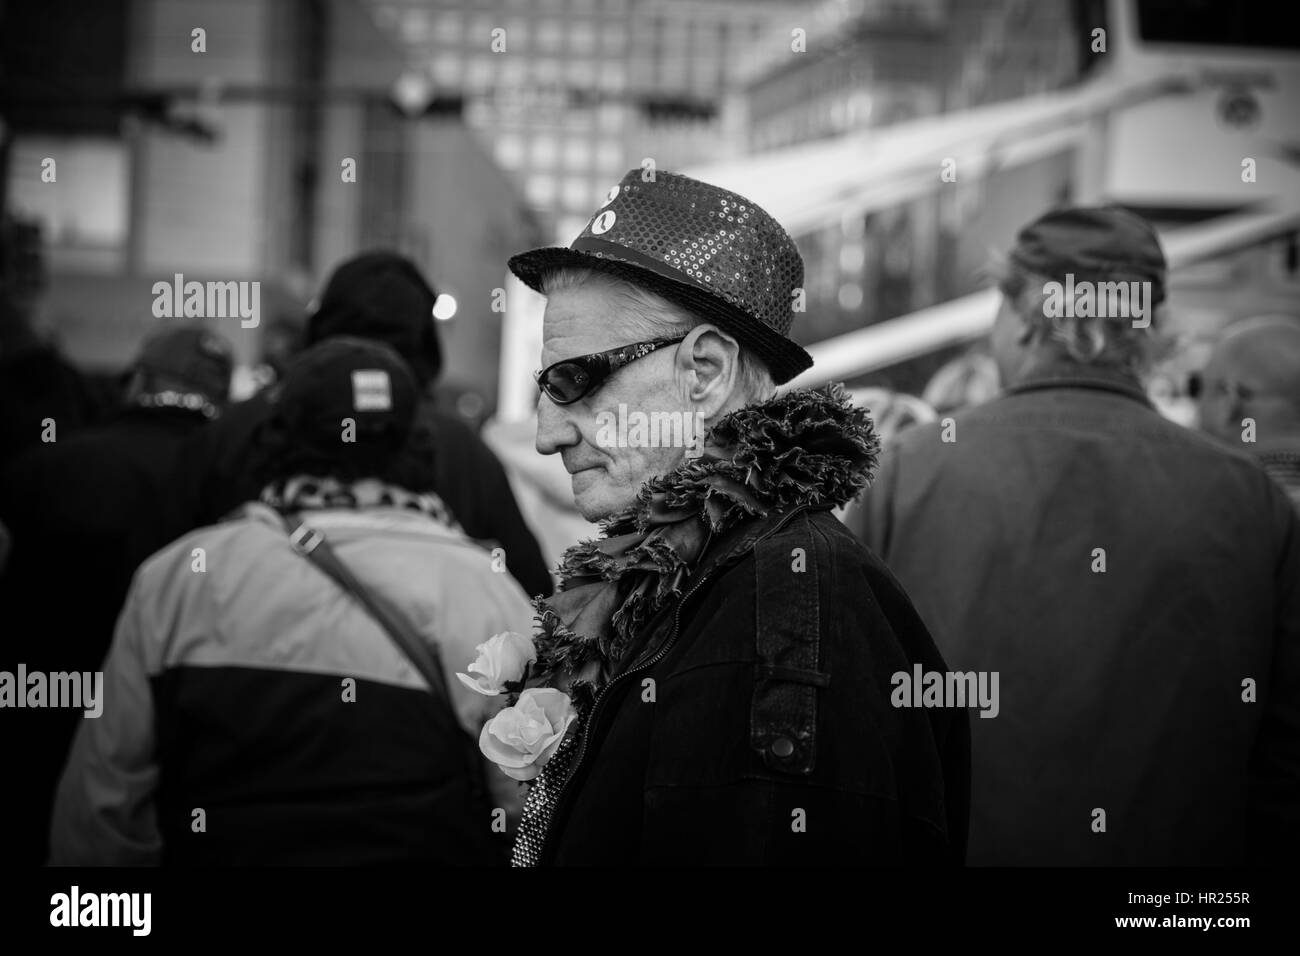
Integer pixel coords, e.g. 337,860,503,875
531,383,879,711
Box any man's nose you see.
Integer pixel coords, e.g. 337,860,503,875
535,393,578,456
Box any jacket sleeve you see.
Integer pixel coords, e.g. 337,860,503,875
1248,489,1300,862
437,564,539,826
48,578,162,866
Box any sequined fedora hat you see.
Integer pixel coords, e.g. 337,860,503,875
508,169,814,385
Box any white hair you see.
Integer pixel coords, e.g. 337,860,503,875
988,252,1164,373
539,266,775,404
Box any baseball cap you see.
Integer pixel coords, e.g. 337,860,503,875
1009,205,1168,306
267,336,420,455
134,325,233,403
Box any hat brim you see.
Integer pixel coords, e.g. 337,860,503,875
509,246,814,386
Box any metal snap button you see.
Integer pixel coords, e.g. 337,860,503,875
770,736,795,758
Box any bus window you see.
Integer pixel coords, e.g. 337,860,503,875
1135,0,1300,51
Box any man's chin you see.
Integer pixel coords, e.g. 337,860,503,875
571,469,625,522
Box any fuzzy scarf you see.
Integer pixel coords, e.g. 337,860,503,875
529,383,880,712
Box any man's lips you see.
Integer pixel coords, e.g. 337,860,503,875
565,463,603,476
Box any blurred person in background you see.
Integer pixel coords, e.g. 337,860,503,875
0,324,233,866
0,215,119,468
849,206,1300,865
837,389,936,526
259,308,307,384
921,347,1001,415
1197,314,1300,511
163,250,552,598
849,388,938,447
49,338,534,865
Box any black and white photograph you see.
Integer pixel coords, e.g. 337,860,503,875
0,0,1297,939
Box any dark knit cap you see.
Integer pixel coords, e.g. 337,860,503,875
134,324,233,403
306,251,443,385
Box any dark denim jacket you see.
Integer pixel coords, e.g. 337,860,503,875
539,504,970,865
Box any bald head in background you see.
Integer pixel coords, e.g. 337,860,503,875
1199,315,1300,511
1199,316,1300,445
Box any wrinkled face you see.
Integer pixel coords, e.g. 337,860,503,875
1196,348,1239,442
535,284,693,521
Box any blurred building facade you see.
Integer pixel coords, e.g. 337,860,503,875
1,0,542,411
743,0,949,152
687,0,1300,397
367,0,804,242
728,0,1083,392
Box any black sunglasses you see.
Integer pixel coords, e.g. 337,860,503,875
534,335,686,405
1187,371,1254,402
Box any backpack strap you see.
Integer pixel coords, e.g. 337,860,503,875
750,508,829,776
278,512,462,742
274,511,497,841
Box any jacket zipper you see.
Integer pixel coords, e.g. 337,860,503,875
537,569,714,864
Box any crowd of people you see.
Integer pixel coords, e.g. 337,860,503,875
0,169,1297,867
1,246,550,866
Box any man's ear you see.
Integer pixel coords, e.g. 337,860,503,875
677,325,741,416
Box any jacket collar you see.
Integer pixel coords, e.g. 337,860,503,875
614,502,827,678
1003,357,1153,408
683,501,825,590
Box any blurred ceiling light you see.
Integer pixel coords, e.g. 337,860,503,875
838,283,864,311
432,293,458,321
392,69,436,117
398,8,433,43
840,243,866,273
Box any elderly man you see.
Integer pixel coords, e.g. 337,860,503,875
491,170,969,866
849,206,1300,865
1197,315,1300,510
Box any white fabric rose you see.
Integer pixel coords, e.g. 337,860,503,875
479,688,578,782
456,630,537,696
